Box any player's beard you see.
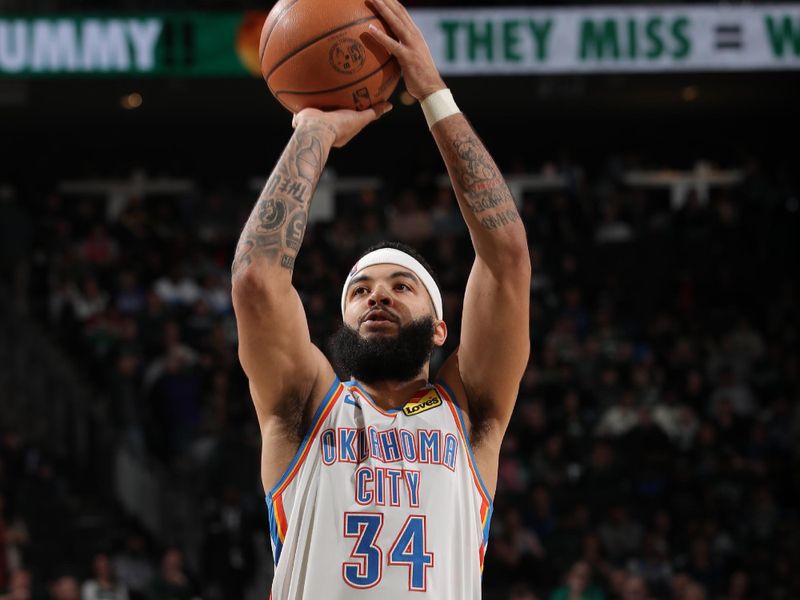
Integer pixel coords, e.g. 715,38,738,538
328,317,436,384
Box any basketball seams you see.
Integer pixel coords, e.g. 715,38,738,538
260,0,303,62
274,57,397,96
270,90,295,113
264,15,380,84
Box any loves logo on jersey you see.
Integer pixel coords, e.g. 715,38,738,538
403,388,443,417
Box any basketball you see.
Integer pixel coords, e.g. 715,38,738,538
259,0,401,113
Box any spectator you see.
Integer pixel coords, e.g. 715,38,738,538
49,575,80,600
0,569,31,600
146,549,196,600
558,390,590,447
708,367,755,418
358,213,386,249
530,434,570,489
598,506,643,563
720,570,750,600
685,538,722,595
431,188,464,236
498,434,528,493
549,561,605,600
517,399,549,456
578,533,611,584
681,583,707,600
654,400,699,451
595,202,633,244
620,574,650,600
143,322,198,390
78,224,118,267
202,485,256,600
0,498,28,592
746,485,778,542
594,366,624,411
153,266,200,307
626,532,672,595
595,390,639,438
508,582,540,600
112,535,155,600
115,271,147,316
81,553,128,600
621,407,673,502
683,369,709,411
579,441,623,511
198,274,231,317
709,398,748,453
527,486,558,541
68,277,109,322
193,193,236,244
388,190,432,243
147,348,202,460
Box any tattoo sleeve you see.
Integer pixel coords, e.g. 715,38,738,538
432,117,524,241
232,122,335,278
444,127,519,231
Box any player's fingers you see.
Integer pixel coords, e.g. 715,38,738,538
384,0,416,30
375,101,394,118
366,25,402,56
362,102,393,123
367,0,408,43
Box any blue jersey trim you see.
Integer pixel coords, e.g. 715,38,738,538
435,379,494,504
348,379,405,412
483,504,494,546
264,376,342,566
265,497,282,566
266,376,341,499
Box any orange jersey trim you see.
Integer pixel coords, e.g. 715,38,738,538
274,383,345,502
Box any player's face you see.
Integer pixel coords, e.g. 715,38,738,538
333,264,448,383
343,263,444,343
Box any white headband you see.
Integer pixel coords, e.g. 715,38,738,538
341,248,443,320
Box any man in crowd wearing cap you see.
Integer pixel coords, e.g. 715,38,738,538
230,1,529,597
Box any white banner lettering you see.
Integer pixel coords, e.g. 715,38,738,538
409,5,800,74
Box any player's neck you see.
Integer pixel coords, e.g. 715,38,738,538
355,371,430,411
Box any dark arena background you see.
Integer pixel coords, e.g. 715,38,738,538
0,0,798,599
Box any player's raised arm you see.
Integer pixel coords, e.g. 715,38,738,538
231,106,391,435
367,0,530,443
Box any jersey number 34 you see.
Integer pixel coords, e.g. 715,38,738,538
343,513,435,591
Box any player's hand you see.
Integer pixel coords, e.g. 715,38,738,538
292,102,392,148
365,0,446,101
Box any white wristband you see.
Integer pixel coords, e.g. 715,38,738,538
420,88,460,129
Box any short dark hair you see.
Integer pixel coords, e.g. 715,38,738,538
359,241,441,291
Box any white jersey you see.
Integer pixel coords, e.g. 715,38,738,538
266,377,493,599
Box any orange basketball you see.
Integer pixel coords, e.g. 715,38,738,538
259,0,401,113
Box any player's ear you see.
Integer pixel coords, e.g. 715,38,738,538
433,319,447,347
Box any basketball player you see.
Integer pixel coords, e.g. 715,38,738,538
231,0,530,597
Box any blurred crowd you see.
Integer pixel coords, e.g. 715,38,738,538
0,151,798,600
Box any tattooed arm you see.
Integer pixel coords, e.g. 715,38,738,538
431,115,531,424
231,122,333,281
369,0,529,494
432,117,529,269
231,105,390,492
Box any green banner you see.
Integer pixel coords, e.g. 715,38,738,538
2,6,799,77
414,5,800,74
0,13,260,76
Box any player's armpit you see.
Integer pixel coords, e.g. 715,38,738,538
436,348,511,499
457,254,531,432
